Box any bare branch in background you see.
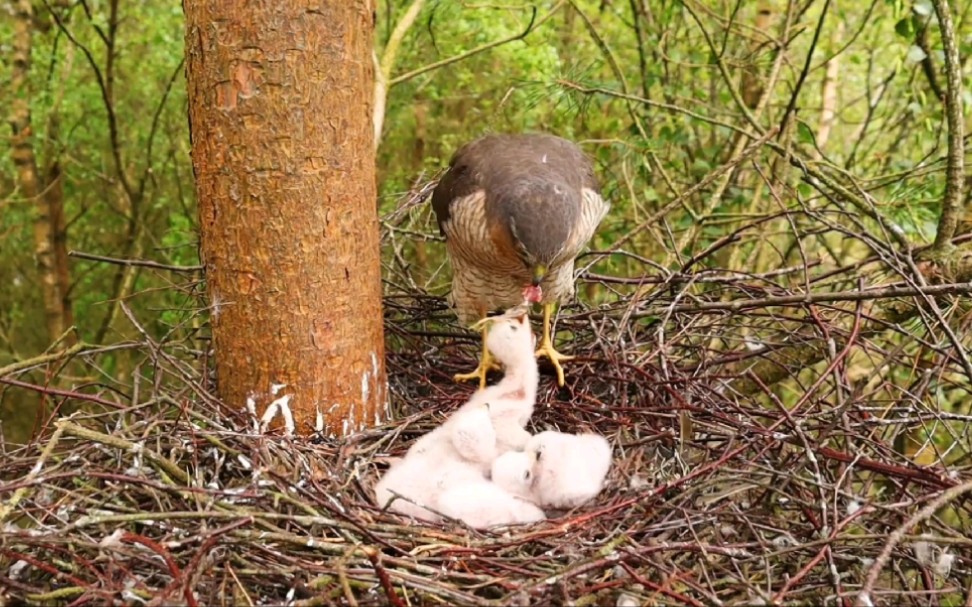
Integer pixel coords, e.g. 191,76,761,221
777,0,831,136
374,0,427,146
388,5,550,87
915,13,945,101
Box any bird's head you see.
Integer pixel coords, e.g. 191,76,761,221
499,180,580,303
476,309,536,366
490,450,537,498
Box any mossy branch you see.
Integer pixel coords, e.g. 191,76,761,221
930,0,965,252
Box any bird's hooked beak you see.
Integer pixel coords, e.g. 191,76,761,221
522,264,546,303
531,264,547,287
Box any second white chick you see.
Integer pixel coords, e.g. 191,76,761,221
376,405,499,521
375,438,546,528
436,479,546,529
374,453,483,523
492,431,613,509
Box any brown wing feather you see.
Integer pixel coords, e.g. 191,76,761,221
431,133,601,236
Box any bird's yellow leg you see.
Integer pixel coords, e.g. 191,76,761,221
535,302,573,387
454,325,501,388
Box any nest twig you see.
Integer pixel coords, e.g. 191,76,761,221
2,183,971,606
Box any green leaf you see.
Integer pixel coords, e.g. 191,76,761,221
796,121,815,146
894,17,915,39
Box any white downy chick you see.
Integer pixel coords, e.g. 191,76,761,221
409,402,498,469
374,451,484,523
528,431,612,508
462,311,539,452
490,450,538,502
492,431,612,509
374,308,541,525
436,479,546,529
375,447,545,528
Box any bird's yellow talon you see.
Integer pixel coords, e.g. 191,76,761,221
535,339,572,387
454,327,501,388
535,301,572,387
453,364,493,389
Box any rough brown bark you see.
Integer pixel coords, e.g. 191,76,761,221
46,163,75,340
8,0,70,346
184,0,388,436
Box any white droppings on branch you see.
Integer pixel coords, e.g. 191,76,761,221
361,369,370,404
210,292,223,320
245,395,259,432
28,459,44,476
743,337,765,352
99,528,126,548
934,552,955,577
911,533,955,577
7,559,28,580
260,393,294,436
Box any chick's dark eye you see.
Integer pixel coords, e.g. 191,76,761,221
510,324,519,332
523,469,531,481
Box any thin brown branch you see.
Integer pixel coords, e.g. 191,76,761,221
858,478,972,604
777,0,830,135
654,280,972,314
68,250,202,272
389,4,556,86
0,341,88,377
375,0,427,145
42,0,134,202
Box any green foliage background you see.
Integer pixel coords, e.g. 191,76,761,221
1,0,967,445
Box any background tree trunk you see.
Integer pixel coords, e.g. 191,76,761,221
184,0,388,436
8,0,71,347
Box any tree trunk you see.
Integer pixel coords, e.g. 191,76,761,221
184,0,388,436
46,162,75,341
816,21,842,153
8,0,70,347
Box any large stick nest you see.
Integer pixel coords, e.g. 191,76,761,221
2,187,971,606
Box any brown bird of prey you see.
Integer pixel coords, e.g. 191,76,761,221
431,133,609,387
